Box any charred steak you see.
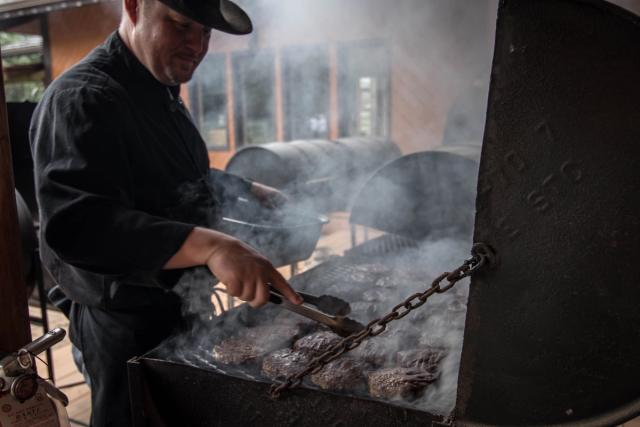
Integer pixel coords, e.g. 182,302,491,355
212,338,268,365
397,348,445,373
368,367,438,400
212,324,303,365
310,357,368,391
262,349,311,380
293,331,342,357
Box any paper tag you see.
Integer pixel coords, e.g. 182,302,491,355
0,387,67,427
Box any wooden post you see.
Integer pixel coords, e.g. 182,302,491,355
0,44,31,354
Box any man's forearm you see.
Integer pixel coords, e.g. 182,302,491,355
163,226,229,269
163,226,302,307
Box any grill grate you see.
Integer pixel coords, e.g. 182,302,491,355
344,234,418,260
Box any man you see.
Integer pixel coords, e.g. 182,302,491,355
30,0,302,425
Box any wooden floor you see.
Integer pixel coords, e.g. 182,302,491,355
26,213,640,426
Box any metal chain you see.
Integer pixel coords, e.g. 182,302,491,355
269,242,493,399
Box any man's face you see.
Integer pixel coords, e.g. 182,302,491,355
135,0,212,85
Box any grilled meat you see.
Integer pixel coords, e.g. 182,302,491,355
261,349,310,380
368,367,438,400
212,324,303,366
374,271,423,289
361,288,387,302
346,268,382,285
293,331,342,357
310,357,368,391
351,339,388,366
212,338,268,365
350,301,384,319
396,348,445,373
351,263,391,275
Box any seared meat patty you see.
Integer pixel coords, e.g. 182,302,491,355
262,349,311,380
349,301,383,318
374,271,422,289
240,325,303,345
293,331,342,357
212,338,268,365
361,288,387,302
351,263,391,276
396,348,445,373
212,324,303,366
368,367,438,400
351,339,388,366
310,357,368,391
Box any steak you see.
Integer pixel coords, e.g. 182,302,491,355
212,338,268,365
310,357,368,391
211,324,303,366
262,349,311,380
293,331,342,357
368,367,438,400
396,348,445,373
351,339,388,366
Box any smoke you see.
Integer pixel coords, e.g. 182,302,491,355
155,0,496,419
163,151,478,416
207,0,494,152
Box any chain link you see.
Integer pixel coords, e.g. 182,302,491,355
269,243,493,399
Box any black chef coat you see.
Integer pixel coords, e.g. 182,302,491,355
30,31,246,310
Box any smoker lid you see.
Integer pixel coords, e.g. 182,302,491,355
457,0,640,425
349,145,479,241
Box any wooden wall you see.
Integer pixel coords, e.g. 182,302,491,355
47,2,120,79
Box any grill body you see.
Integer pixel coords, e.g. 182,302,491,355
128,358,445,427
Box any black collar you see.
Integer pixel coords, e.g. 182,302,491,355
105,31,181,100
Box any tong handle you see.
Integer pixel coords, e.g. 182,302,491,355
268,287,285,305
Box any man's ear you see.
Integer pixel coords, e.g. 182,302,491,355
123,0,140,24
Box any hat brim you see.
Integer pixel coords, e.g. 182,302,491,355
157,0,253,35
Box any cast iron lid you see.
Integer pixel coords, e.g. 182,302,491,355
456,0,640,425
349,145,480,241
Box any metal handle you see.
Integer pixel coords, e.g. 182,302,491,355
23,328,66,356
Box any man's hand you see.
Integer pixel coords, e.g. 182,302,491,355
250,181,289,208
165,227,302,307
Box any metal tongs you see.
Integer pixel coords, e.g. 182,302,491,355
268,286,365,337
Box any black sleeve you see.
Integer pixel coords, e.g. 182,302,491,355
208,168,253,202
31,86,194,277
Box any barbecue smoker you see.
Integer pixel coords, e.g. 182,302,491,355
128,0,640,425
225,138,401,212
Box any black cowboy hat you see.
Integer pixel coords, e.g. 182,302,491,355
157,0,253,35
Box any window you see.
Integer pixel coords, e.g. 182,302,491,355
0,32,45,103
232,50,276,147
282,45,330,141
338,40,390,138
188,53,228,150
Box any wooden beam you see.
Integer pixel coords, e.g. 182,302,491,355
274,48,284,142
328,44,339,141
0,44,31,355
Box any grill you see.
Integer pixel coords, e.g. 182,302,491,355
128,143,477,425
130,234,469,426
129,1,640,425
